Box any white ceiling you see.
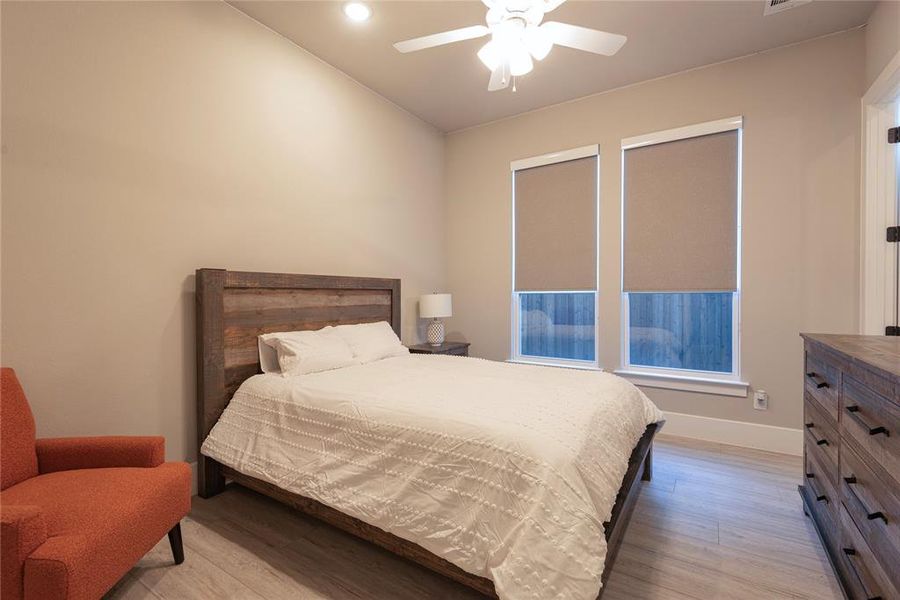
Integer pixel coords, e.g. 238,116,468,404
230,1,876,132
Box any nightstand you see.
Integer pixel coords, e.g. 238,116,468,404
407,342,470,357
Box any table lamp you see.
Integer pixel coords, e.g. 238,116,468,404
419,293,452,346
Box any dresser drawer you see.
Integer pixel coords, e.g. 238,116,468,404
804,448,840,550
805,395,840,486
805,350,840,423
841,443,900,592
838,504,899,600
842,376,900,488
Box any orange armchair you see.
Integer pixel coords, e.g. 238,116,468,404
0,368,190,600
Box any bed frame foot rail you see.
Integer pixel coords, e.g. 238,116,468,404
641,445,653,482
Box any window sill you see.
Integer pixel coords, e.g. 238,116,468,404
506,358,602,372
613,369,749,397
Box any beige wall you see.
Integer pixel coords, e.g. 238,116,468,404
0,1,446,463
0,2,871,457
445,30,865,429
864,0,900,89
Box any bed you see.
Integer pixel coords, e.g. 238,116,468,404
195,269,664,599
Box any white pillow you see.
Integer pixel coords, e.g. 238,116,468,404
258,337,281,374
260,328,358,377
332,321,409,364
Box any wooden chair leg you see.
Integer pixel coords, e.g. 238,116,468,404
167,522,185,565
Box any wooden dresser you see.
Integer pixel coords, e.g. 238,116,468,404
800,334,900,600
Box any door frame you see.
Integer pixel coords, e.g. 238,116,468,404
860,50,900,335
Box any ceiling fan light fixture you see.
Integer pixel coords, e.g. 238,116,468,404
477,40,503,71
524,25,552,60
391,0,628,92
508,46,533,76
485,6,504,26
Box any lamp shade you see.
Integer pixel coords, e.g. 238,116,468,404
419,294,452,319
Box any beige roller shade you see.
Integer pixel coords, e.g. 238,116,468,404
514,156,597,292
623,130,738,292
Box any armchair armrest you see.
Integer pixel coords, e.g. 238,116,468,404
1,505,47,600
36,436,165,473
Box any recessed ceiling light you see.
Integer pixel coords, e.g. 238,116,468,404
343,2,371,22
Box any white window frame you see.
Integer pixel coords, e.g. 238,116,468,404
509,145,600,369
616,117,748,396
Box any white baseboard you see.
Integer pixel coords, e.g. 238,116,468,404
661,411,803,456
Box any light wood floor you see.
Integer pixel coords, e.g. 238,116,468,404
105,435,843,599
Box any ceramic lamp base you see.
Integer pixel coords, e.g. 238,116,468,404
426,320,445,346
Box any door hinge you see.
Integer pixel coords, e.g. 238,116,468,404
890,127,900,144
886,326,900,336
889,226,900,243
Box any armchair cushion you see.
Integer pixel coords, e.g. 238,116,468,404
1,368,39,490
36,436,165,473
1,505,47,600
2,463,191,600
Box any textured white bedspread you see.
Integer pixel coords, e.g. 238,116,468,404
201,355,664,600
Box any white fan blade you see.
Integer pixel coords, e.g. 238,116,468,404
541,22,626,56
543,0,567,12
394,25,489,53
488,63,510,91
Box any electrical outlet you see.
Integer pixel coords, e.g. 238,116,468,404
753,390,768,410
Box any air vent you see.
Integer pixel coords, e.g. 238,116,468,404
764,0,812,16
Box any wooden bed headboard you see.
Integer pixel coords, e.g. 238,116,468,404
195,268,400,495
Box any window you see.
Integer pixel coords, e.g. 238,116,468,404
626,292,734,373
511,146,599,366
621,118,742,379
518,292,595,362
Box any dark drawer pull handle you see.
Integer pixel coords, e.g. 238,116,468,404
842,548,883,600
844,476,889,525
804,422,829,446
845,406,890,437
806,473,828,503
806,371,829,389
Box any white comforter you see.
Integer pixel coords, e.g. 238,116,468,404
201,355,664,600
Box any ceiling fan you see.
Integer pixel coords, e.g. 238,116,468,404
393,0,627,92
